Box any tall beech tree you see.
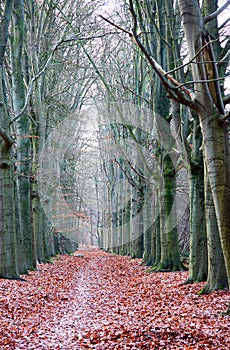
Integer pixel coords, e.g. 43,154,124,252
11,0,33,273
0,0,19,278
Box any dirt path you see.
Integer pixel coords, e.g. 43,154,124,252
0,248,229,349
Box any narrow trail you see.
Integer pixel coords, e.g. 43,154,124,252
0,248,229,349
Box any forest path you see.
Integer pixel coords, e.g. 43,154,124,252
0,247,229,349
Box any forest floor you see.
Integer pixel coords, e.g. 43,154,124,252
0,247,229,349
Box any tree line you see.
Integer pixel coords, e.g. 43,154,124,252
0,0,99,277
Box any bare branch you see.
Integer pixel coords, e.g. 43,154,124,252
99,15,132,36
118,82,150,103
165,38,220,76
128,0,196,108
11,17,123,126
205,0,230,23
64,31,121,43
219,16,230,31
100,5,196,110
223,94,230,105
219,111,230,122
11,37,65,124
219,49,230,65
174,75,227,90
114,157,148,188
0,126,14,148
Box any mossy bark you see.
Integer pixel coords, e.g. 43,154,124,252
130,186,144,258
122,195,132,256
152,214,161,267
0,143,19,278
152,158,185,272
0,1,19,278
11,0,33,272
143,184,154,265
111,186,118,253
185,170,207,283
199,165,228,294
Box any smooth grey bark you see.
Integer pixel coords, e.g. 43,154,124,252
122,187,132,256
149,186,161,267
143,183,154,265
200,167,228,293
102,163,113,252
185,114,207,283
117,163,124,254
153,203,161,266
121,179,130,255
0,0,19,278
0,140,18,278
11,0,33,272
130,185,144,258
186,169,207,282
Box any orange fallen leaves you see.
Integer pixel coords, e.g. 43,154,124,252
0,248,229,349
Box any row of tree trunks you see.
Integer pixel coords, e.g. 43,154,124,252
178,0,230,296
0,0,80,278
98,0,229,305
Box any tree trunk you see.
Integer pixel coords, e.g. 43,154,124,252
153,156,185,271
11,0,33,272
185,169,207,283
130,185,144,258
143,183,154,265
0,0,19,278
0,142,18,278
122,187,132,256
200,167,228,293
151,187,161,267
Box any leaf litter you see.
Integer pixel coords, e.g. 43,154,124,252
0,247,229,349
